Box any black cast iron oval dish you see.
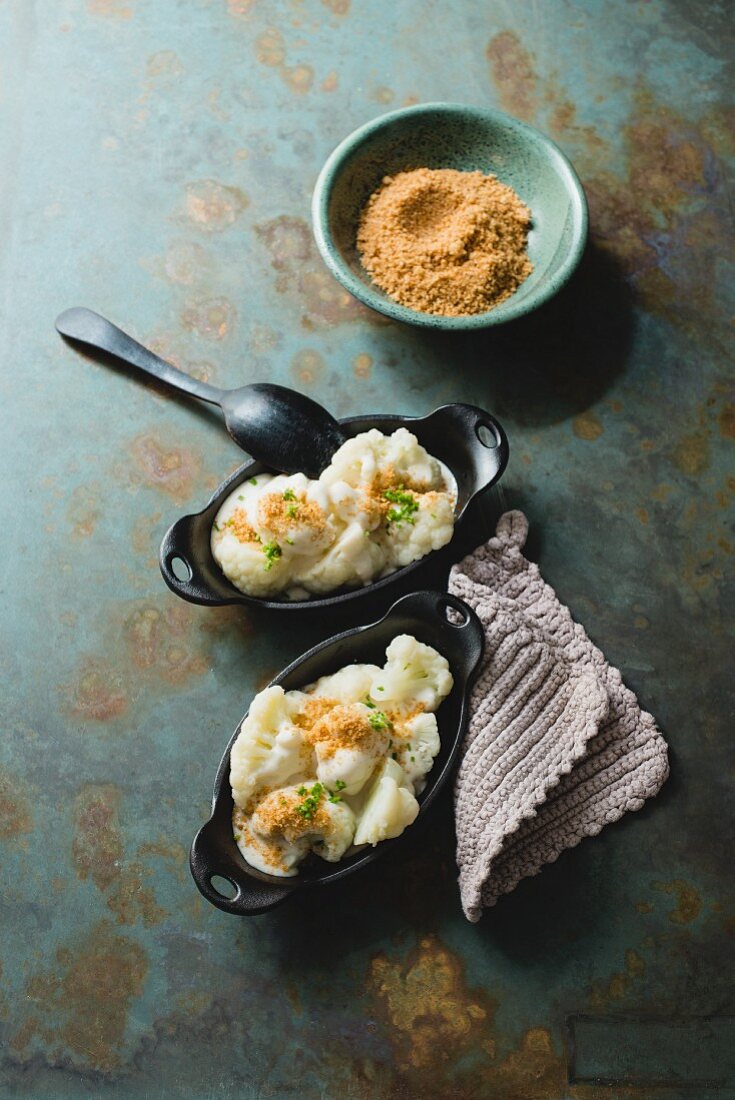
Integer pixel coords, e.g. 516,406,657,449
190,590,484,915
159,403,508,611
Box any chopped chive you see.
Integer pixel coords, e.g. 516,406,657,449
296,781,324,820
286,502,299,518
249,477,258,485
282,487,297,501
262,541,282,571
383,487,418,529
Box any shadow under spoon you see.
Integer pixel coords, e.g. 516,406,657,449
55,306,347,477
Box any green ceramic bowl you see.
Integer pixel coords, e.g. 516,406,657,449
312,102,588,329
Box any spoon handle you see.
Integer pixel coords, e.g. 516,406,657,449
55,307,225,406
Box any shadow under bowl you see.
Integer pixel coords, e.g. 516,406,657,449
312,101,588,329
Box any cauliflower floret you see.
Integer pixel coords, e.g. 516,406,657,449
375,495,455,570
213,532,288,598
353,758,419,847
369,635,453,710
230,686,305,808
393,712,441,794
295,521,385,593
305,664,382,703
308,703,391,796
233,806,308,878
381,427,447,489
320,429,384,490
251,783,356,865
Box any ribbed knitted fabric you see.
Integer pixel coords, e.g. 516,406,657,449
449,511,669,922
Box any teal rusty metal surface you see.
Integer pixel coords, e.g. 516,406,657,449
0,0,733,1097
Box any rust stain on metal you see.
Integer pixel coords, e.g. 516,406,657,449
138,836,187,882
671,430,710,475
63,596,226,725
572,411,604,441
283,64,314,94
183,180,249,232
131,510,162,554
20,922,147,1072
0,770,32,839
149,240,209,286
125,603,209,684
72,784,124,891
256,27,287,66
106,864,167,927
321,71,338,92
589,948,646,1007
88,0,134,19
256,214,370,327
291,348,325,385
654,879,703,924
181,296,236,341
718,403,735,438
68,482,101,538
321,0,350,14
369,935,494,1071
372,86,395,104
64,659,129,722
486,31,538,120
128,432,203,500
368,934,568,1100
254,28,313,94
481,1028,566,1099
71,784,167,926
227,0,256,18
353,353,372,379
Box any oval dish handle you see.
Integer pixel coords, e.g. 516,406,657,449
190,821,292,916
159,515,225,606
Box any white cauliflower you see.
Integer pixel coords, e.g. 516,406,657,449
251,783,356,864
353,757,419,847
393,712,441,794
369,634,453,710
305,664,382,704
230,686,305,808
210,428,455,600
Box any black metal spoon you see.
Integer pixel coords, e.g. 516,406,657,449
55,307,347,478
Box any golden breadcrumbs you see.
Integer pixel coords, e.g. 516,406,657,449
257,492,327,541
357,167,533,316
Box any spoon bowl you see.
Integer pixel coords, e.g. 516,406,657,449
55,307,345,477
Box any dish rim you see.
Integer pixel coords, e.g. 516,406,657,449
311,100,589,330
189,589,485,915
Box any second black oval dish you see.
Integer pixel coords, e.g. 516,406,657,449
190,590,484,915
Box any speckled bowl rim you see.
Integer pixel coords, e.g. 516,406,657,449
311,101,589,330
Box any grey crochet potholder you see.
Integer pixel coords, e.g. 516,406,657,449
449,510,669,922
